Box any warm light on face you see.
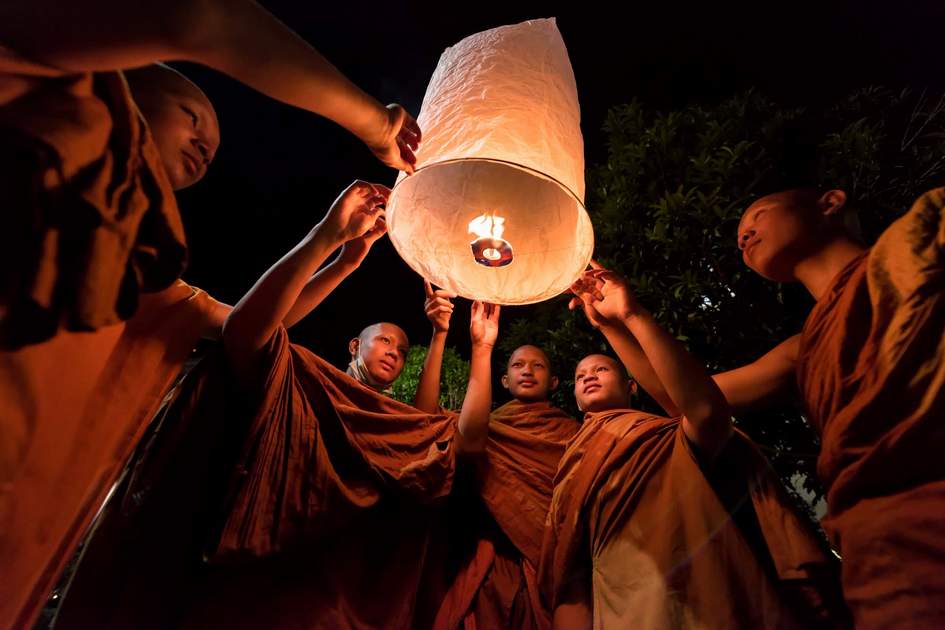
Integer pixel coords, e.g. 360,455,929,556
469,212,513,267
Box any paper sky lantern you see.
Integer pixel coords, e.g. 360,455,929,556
387,18,594,305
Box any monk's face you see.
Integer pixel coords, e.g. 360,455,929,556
132,72,220,190
574,355,633,413
737,189,846,282
502,346,558,402
350,323,409,385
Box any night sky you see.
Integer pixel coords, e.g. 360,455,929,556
175,0,945,370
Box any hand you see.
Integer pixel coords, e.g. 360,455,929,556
337,215,388,268
568,261,643,324
364,104,422,174
320,181,390,243
424,280,456,333
470,301,500,348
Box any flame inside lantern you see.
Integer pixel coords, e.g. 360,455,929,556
469,212,513,267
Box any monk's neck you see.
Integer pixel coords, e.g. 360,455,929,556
793,237,867,300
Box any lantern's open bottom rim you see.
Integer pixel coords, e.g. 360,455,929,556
386,156,595,305
391,156,587,211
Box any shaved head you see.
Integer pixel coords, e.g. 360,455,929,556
348,322,410,388
359,322,408,345
507,345,550,369
574,354,634,413
125,64,211,107
578,354,630,380
502,344,558,402
125,64,220,190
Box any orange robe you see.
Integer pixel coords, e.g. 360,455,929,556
0,44,185,349
0,280,224,629
540,410,848,629
54,327,456,629
432,401,579,629
797,187,945,627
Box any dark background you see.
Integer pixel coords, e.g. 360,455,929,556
175,0,945,373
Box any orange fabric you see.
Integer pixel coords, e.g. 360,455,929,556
433,400,579,630
0,280,223,629
55,327,457,629
797,187,945,627
540,410,847,629
0,44,185,349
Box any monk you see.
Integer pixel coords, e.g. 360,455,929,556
633,188,945,626
0,62,232,629
0,0,421,348
49,181,462,628
414,282,580,629
539,264,848,629
0,55,403,626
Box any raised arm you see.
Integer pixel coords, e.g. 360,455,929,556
572,265,732,459
570,278,799,416
413,281,456,413
223,181,387,382
282,219,388,329
0,0,420,172
454,301,500,456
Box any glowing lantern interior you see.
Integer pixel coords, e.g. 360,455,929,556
387,19,594,305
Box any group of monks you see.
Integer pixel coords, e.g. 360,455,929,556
1,2,943,629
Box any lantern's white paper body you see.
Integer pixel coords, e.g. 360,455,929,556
387,18,594,304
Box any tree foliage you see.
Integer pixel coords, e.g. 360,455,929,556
390,345,470,410
501,87,945,515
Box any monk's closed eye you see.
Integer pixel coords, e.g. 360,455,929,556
180,105,198,127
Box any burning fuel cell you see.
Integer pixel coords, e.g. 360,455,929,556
386,19,593,305
469,213,513,267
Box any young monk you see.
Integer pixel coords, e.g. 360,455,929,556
632,188,945,626
414,283,579,629
0,62,232,629
53,181,478,629
539,264,848,629
0,0,420,348
344,322,410,393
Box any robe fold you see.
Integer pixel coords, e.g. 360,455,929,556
540,410,848,629
797,187,945,627
432,400,579,630
55,326,456,630
0,44,185,349
0,280,222,630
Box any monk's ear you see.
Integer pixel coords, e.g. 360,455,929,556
819,189,848,217
501,374,510,390
629,380,639,396
348,337,360,358
549,376,559,391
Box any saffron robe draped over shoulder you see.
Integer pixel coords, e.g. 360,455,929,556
432,400,579,629
0,280,223,630
797,187,945,627
55,327,456,630
540,410,848,629
0,44,185,349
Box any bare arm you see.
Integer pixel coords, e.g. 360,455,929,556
223,181,386,382
711,335,799,411
570,289,799,415
281,261,354,330
413,282,456,413
281,221,387,329
598,322,680,416
201,299,233,340
454,302,500,456
0,0,420,170
572,266,732,459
